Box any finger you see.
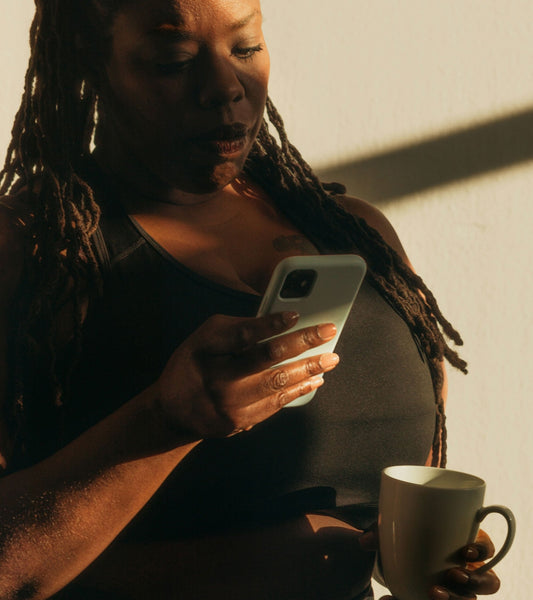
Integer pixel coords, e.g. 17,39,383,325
462,529,496,562
429,586,476,600
446,567,501,596
226,352,340,408
199,312,300,355
234,322,337,373
238,373,326,426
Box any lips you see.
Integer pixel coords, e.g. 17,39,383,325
193,123,249,157
207,138,247,155
196,123,249,142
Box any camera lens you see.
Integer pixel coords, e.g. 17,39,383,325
280,269,317,299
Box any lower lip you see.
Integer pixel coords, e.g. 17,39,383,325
196,137,247,158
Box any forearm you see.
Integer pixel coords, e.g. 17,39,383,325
74,514,376,600
0,384,199,600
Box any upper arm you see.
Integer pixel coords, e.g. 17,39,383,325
0,204,26,470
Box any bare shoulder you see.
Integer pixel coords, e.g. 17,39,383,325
335,194,413,268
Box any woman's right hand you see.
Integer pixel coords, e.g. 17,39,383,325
156,311,339,439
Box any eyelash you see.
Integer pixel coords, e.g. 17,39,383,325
156,60,191,75
156,44,264,75
232,43,264,61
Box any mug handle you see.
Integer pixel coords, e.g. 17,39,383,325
472,505,516,574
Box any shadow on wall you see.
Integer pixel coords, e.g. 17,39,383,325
317,105,533,205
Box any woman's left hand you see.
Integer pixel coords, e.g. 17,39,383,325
429,530,501,599
379,530,501,600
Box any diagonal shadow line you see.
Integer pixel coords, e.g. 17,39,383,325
316,106,533,203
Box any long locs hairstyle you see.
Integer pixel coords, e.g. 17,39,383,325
0,0,122,462
1,0,466,466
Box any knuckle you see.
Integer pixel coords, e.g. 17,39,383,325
305,358,321,376
264,340,285,363
274,390,290,409
299,378,314,395
203,313,228,331
270,368,290,390
270,312,287,330
235,324,254,349
302,327,320,347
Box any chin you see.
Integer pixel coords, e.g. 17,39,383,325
165,159,244,194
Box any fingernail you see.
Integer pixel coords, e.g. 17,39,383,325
309,375,325,388
317,323,337,340
464,546,479,561
449,568,470,585
431,586,450,600
319,353,340,370
281,311,299,325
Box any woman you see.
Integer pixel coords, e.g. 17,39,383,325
0,0,501,598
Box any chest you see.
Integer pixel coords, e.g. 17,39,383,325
128,195,319,295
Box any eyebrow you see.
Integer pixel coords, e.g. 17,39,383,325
228,9,262,31
152,9,261,38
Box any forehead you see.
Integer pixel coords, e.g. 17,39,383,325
124,0,262,31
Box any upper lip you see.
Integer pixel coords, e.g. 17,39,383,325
194,123,249,142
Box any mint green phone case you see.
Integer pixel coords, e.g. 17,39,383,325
256,254,367,407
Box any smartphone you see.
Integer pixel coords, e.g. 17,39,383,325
256,254,367,407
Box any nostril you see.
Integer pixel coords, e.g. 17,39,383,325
198,83,244,109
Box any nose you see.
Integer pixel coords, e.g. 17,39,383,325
196,53,245,109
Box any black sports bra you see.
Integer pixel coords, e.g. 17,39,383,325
59,171,435,540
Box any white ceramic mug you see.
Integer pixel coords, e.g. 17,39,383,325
378,465,516,600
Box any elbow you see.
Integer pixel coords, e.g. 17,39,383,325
0,580,42,600
0,576,67,600
0,551,49,600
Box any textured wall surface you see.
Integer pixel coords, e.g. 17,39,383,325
1,2,530,598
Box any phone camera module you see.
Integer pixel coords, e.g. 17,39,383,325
280,269,317,299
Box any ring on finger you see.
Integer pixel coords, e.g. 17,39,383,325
229,427,245,436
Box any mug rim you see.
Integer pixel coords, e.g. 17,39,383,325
382,465,486,489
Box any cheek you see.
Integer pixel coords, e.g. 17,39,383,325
105,60,186,134
254,52,270,97
244,55,271,110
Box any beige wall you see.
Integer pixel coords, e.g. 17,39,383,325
264,3,531,597
1,2,530,597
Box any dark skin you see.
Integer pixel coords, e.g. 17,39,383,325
363,529,501,600
0,0,501,598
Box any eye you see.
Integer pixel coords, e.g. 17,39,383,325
155,60,191,75
155,52,195,76
232,44,264,62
